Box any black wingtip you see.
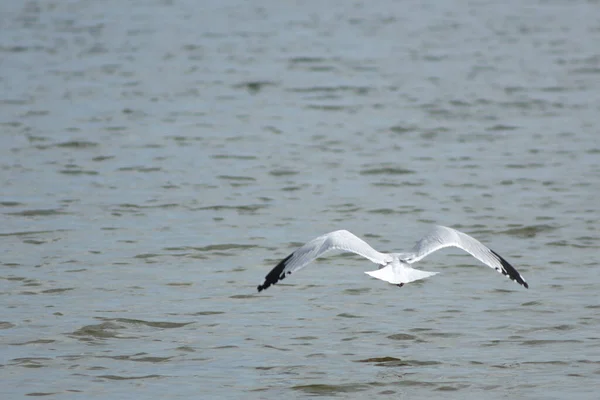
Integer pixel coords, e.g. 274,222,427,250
490,249,529,289
257,253,294,293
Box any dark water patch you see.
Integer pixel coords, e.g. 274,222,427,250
409,328,433,332
168,135,204,143
0,321,16,329
195,204,268,213
577,360,600,365
166,282,193,286
550,324,575,331
337,313,362,318
281,185,303,191
387,333,417,341
547,240,599,249
483,307,522,314
130,356,173,363
292,383,371,395
368,208,398,215
255,366,277,370
117,166,161,172
11,339,56,346
522,360,569,365
356,357,441,367
211,154,257,160
134,253,161,259
99,374,162,380
26,392,59,396
23,239,47,245
1,201,23,207
9,357,52,368
492,288,515,294
54,140,99,149
389,125,417,134
395,380,437,387
486,124,518,131
168,243,257,252
218,175,256,181
292,336,318,340
41,288,74,294
104,126,127,132
230,294,258,299
541,86,569,92
342,288,370,295
371,182,403,188
444,182,487,189
305,104,355,111
423,331,461,338
5,209,69,217
500,224,556,238
327,203,361,213
435,384,470,391
269,169,298,177
290,85,370,96
98,353,173,363
571,67,600,75
5,276,26,281
360,166,415,175
289,56,327,64
109,318,192,329
521,301,542,306
71,322,131,340
59,169,98,175
505,163,545,169
491,363,520,369
520,339,583,346
233,80,277,94
92,155,115,162
263,344,290,351
115,203,179,210
189,311,224,316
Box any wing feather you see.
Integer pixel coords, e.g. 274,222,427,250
404,226,528,288
257,230,391,292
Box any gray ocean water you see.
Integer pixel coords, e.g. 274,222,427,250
2,0,600,398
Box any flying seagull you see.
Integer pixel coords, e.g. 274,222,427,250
257,225,528,292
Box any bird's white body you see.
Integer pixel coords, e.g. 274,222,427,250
364,258,438,285
257,225,528,292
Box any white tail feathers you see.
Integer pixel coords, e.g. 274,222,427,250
365,264,438,285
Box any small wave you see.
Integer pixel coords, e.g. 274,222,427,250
5,209,69,217
98,374,162,380
360,167,415,175
292,383,371,395
387,333,417,341
500,224,557,238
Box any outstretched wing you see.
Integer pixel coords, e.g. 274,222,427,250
257,230,392,292
404,225,528,288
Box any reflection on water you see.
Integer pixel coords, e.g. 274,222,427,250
2,0,600,398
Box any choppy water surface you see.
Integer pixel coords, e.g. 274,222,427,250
2,0,600,398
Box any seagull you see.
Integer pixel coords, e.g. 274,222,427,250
257,225,528,292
